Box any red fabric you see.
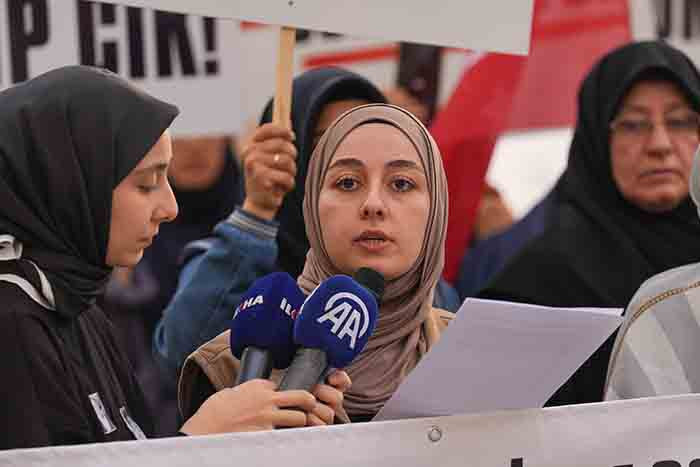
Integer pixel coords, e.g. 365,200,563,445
432,0,631,283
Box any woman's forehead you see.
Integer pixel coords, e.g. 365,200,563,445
330,122,423,165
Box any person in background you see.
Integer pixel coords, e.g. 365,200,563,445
479,40,700,405
455,187,556,300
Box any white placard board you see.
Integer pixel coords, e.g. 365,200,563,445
0,1,242,136
111,0,535,54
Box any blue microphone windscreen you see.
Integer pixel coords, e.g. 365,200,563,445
230,272,304,368
294,275,379,368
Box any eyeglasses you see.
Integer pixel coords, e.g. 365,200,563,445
609,112,700,140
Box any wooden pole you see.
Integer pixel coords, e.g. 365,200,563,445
273,26,296,129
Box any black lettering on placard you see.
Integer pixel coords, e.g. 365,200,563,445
690,460,700,467
99,3,117,71
655,0,700,40
77,1,118,73
8,0,49,83
127,7,145,77
77,2,217,79
684,0,700,39
202,17,217,75
510,458,524,467
155,11,195,77
78,1,147,78
656,0,672,38
77,1,96,67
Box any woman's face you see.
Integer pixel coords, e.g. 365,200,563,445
610,80,700,213
318,123,430,280
168,135,228,191
106,130,178,267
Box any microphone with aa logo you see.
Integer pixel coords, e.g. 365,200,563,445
230,272,305,385
278,268,384,391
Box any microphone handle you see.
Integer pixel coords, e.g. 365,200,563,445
278,348,328,391
235,347,273,386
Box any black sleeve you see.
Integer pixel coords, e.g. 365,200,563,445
0,310,89,449
477,241,600,308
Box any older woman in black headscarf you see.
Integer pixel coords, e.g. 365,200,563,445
479,40,700,405
0,66,347,450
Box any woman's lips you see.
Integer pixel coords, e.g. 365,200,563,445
354,230,392,252
354,238,390,252
640,168,679,180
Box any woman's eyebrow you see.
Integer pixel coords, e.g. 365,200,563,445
664,102,694,114
386,159,422,171
133,162,169,175
328,157,364,170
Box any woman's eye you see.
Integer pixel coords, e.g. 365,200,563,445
336,176,359,191
392,178,415,192
617,119,649,133
138,172,163,194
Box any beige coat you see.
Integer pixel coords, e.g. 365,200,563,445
178,308,454,422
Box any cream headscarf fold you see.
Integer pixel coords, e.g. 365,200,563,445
298,104,449,416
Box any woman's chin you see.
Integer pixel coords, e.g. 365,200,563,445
107,250,144,268
346,262,402,282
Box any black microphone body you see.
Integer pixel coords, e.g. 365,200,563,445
277,348,328,391
235,347,274,385
229,272,305,386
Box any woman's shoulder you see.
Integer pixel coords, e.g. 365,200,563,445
626,262,700,317
0,283,59,360
0,282,49,318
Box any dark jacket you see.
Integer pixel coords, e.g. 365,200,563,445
0,282,152,449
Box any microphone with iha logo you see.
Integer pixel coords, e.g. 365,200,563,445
278,267,385,391
229,272,305,385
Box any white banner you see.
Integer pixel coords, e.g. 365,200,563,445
2,394,700,467
0,1,242,136
111,0,535,55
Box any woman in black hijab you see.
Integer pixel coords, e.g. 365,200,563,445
0,66,347,449
479,41,700,405
104,137,243,437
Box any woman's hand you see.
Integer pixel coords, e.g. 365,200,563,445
307,370,352,426
180,379,316,435
240,123,297,220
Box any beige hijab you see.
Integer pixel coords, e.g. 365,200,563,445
298,104,449,416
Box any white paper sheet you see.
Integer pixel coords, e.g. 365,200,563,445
375,298,624,421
